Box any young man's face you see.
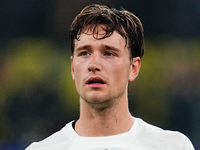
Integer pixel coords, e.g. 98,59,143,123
71,25,141,109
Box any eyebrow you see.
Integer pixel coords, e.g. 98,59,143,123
102,45,120,52
76,45,92,51
75,44,120,52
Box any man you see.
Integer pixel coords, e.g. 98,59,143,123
26,4,194,150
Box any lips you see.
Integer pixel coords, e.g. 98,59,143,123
86,77,106,85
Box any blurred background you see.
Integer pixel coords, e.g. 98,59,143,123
0,0,200,149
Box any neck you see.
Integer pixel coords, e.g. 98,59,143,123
74,94,134,137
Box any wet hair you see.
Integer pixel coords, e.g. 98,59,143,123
69,4,144,58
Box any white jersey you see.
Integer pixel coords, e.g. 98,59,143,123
26,117,194,150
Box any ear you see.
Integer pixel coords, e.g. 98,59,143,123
128,57,141,82
70,56,75,81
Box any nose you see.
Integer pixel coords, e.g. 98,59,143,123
88,54,102,72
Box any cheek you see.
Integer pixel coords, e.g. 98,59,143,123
113,61,130,75
110,64,130,84
73,72,81,92
73,63,85,84
73,67,80,81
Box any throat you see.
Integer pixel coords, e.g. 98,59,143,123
75,108,134,137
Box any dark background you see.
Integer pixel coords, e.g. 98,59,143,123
0,0,200,149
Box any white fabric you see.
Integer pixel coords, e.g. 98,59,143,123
26,117,194,150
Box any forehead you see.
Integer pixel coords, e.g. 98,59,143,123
74,26,127,50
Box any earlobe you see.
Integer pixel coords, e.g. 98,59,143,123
128,57,141,82
70,56,75,80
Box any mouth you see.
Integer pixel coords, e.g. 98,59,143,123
86,77,106,85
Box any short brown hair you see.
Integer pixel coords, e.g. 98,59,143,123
69,4,144,58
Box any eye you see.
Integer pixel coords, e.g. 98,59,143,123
104,51,115,57
79,51,90,56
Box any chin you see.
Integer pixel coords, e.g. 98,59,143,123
83,96,113,110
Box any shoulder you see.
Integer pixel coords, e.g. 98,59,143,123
132,118,194,149
25,121,77,150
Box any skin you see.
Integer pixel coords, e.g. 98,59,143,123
71,25,141,137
